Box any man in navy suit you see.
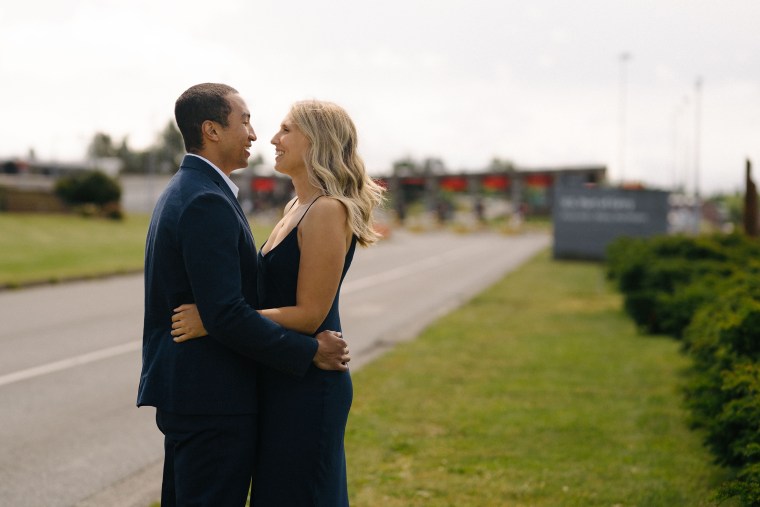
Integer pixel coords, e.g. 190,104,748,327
137,83,350,506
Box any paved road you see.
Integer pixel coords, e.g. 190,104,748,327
0,230,549,507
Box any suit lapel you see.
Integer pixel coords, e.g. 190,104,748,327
220,182,257,249
180,155,256,249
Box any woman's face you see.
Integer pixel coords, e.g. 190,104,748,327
271,114,310,176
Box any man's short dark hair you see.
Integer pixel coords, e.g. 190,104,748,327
175,83,238,153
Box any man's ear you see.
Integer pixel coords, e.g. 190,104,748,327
202,120,220,142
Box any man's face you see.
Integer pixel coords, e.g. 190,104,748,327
216,93,257,173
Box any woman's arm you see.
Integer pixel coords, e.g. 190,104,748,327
171,195,301,342
171,304,208,340
172,197,351,340
259,197,350,335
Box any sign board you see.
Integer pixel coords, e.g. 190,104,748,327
553,187,669,260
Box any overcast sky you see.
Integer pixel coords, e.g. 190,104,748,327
2,0,758,194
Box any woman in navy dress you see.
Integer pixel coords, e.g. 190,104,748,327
172,100,385,506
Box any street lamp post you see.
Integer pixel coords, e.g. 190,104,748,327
692,77,703,233
618,52,632,185
672,103,682,192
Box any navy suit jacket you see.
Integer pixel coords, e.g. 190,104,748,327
137,154,318,414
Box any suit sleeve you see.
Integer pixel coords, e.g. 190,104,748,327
179,193,318,377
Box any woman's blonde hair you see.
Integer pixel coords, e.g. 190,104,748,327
289,100,385,246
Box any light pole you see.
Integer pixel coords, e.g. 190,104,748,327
693,77,702,199
693,77,703,232
681,95,691,194
672,103,683,192
618,52,632,185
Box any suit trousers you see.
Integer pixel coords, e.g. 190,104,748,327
156,409,256,507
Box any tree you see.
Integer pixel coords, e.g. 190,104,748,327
392,156,449,176
87,132,118,159
247,153,266,172
421,157,447,175
84,122,185,174
82,119,207,174
392,156,420,177
486,157,515,173
115,137,145,174
149,121,185,173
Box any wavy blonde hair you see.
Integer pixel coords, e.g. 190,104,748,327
289,100,385,246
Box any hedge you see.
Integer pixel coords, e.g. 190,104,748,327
607,234,760,337
54,170,123,219
607,233,760,505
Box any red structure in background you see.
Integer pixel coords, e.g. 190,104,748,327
248,165,606,217
400,177,426,186
481,175,510,191
439,176,468,192
251,177,276,192
524,174,553,187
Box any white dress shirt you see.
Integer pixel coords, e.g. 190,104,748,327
186,153,239,198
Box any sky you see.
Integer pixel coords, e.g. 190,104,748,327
1,0,759,194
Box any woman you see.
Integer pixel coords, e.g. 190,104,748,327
171,99,384,505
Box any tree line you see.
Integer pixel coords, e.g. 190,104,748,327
86,120,519,178
86,121,186,174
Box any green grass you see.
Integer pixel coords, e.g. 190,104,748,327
11,215,724,505
0,213,273,288
345,251,733,506
0,213,151,287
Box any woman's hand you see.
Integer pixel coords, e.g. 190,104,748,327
171,304,208,342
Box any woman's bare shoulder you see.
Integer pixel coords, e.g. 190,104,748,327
313,196,347,214
302,196,348,227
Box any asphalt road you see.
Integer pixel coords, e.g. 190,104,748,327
0,230,549,507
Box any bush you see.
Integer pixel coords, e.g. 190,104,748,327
608,233,760,505
718,461,760,506
607,234,760,337
681,274,760,505
54,171,123,219
654,274,724,338
55,171,121,207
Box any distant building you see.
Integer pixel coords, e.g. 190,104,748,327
247,164,607,216
0,157,123,213
0,157,122,178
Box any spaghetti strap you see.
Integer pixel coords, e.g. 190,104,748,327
295,195,323,227
283,198,299,214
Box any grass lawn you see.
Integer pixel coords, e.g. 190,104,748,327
8,214,728,505
0,213,273,288
345,250,733,506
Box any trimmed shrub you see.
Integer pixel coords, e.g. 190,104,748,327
55,170,121,207
609,233,760,505
607,234,760,337
655,274,724,338
718,462,760,506
682,273,760,504
54,171,123,219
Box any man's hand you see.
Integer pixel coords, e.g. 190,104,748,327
313,330,350,371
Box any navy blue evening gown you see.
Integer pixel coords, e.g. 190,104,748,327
252,199,356,506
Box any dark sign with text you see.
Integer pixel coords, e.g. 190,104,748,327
553,187,669,260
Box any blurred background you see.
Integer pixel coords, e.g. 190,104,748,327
3,3,760,505
1,0,758,200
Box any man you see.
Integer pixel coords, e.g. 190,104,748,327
137,83,349,506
